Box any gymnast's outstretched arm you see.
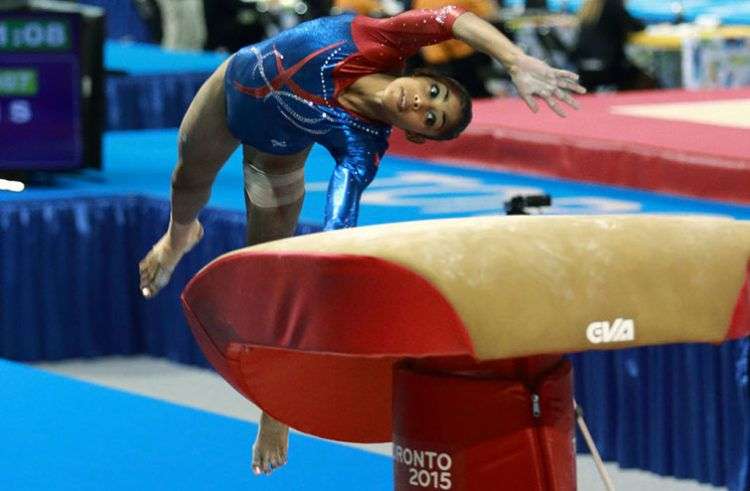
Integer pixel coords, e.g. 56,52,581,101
451,11,587,116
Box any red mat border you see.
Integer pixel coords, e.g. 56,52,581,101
387,89,750,204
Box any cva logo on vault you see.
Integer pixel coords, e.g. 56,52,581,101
586,318,635,344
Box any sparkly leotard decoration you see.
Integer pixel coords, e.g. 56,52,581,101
225,7,465,229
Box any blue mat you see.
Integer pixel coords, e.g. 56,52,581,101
106,41,228,75
544,0,750,24
702,3,750,24
0,358,391,490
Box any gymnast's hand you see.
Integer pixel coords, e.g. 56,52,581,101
139,219,204,299
451,11,586,117
508,54,586,118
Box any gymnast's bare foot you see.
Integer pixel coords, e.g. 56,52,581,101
139,219,203,299
252,412,289,475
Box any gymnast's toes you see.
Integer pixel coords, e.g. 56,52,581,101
252,440,288,476
138,222,202,298
138,248,174,298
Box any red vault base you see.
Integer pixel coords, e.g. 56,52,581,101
392,359,575,491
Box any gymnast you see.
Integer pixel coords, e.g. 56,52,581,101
138,5,585,476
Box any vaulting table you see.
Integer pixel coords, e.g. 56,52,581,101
182,215,750,490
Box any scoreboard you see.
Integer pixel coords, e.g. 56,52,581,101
0,17,73,50
0,2,103,172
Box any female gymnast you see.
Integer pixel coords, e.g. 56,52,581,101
138,6,585,476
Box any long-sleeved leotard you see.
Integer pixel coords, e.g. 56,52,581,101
224,7,465,229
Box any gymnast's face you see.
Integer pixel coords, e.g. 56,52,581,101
382,76,463,140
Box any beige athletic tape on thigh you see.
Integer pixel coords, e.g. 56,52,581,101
244,162,305,208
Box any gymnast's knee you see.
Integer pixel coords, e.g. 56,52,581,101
244,161,306,209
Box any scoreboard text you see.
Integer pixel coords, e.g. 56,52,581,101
0,19,71,51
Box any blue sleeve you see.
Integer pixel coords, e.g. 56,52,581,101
323,165,368,230
322,136,386,230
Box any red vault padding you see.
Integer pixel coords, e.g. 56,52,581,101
728,261,750,340
392,360,576,491
182,250,750,443
181,251,475,442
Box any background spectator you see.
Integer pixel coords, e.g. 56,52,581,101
572,0,655,91
204,0,330,53
155,0,207,50
132,0,163,43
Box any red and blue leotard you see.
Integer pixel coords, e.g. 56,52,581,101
224,7,465,229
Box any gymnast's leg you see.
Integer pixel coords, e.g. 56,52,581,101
139,58,239,298
241,143,311,476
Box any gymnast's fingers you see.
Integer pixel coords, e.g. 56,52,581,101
555,88,579,110
521,92,539,113
539,90,566,118
553,68,580,81
546,99,567,118
557,78,587,94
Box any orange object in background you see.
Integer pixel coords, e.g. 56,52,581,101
414,0,498,64
332,0,383,15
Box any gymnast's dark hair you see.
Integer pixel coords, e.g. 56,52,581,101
410,68,473,141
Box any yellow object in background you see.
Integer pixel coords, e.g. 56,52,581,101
629,25,750,50
332,0,383,15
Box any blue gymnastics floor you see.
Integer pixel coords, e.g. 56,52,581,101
105,42,228,75
0,359,391,490
6,128,750,223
